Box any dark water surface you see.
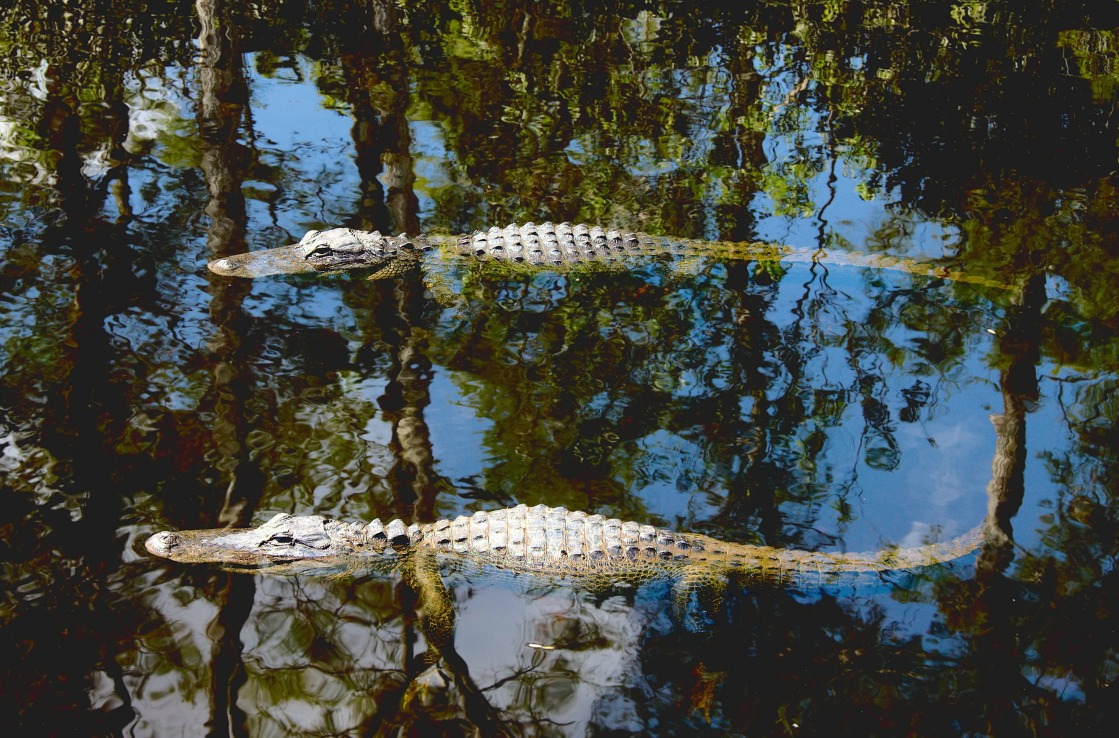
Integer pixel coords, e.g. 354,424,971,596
2,1,1118,735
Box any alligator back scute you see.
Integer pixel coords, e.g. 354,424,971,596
456,222,677,267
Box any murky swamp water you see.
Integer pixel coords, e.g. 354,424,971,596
1,1,1118,735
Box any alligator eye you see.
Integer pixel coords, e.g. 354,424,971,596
270,534,294,545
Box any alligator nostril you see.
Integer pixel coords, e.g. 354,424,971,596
145,531,181,556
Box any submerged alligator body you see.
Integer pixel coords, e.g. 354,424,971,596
207,222,1002,289
146,504,982,589
207,222,776,279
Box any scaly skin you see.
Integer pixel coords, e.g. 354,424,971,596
146,504,982,587
205,222,1010,290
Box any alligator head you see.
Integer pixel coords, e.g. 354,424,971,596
144,513,409,572
292,228,393,270
208,229,420,278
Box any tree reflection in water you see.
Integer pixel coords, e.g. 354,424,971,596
0,0,1117,735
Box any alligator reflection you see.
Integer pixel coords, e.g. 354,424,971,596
142,293,1023,734
7,0,1118,734
144,517,990,735
140,255,1009,734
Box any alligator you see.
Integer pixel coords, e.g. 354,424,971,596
146,504,982,594
146,504,982,725
206,221,1007,290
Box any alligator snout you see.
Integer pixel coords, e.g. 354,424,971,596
145,530,182,556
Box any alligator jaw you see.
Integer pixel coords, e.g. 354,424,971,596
145,526,279,568
145,528,368,574
208,243,324,278
144,513,351,568
207,228,395,278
